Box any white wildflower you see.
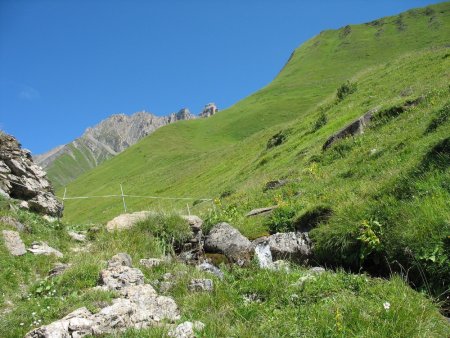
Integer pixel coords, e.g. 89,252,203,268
383,302,391,311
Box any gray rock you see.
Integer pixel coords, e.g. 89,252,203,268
2,230,26,256
0,133,62,217
0,216,27,232
263,179,290,192
204,222,252,265
197,262,224,280
68,231,86,242
271,260,291,272
108,253,133,268
48,263,71,278
100,266,145,291
199,103,218,118
139,258,162,268
189,279,214,292
309,266,326,274
106,211,153,232
246,206,278,217
266,232,311,262
168,321,205,338
181,215,203,231
254,241,273,269
159,282,174,293
28,241,63,258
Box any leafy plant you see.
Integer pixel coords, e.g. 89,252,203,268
357,219,383,263
312,112,327,132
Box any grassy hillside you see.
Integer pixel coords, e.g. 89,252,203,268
63,2,449,222
61,2,450,306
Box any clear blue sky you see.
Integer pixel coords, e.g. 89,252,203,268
0,0,443,154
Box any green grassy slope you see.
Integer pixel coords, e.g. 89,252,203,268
63,2,450,223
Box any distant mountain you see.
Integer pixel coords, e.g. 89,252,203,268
34,106,217,189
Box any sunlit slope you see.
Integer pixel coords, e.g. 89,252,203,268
62,3,450,223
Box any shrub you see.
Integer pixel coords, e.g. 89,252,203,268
312,112,327,132
336,81,357,101
267,129,290,149
425,102,450,134
136,212,191,250
266,205,297,234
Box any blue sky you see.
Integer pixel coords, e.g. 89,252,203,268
0,0,443,154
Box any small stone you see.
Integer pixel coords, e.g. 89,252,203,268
309,267,326,274
245,206,278,217
168,321,205,338
188,279,214,292
2,230,27,256
28,241,63,258
159,282,174,293
68,231,87,242
181,215,203,230
107,253,132,268
197,262,224,280
48,263,71,278
43,215,58,223
140,258,162,268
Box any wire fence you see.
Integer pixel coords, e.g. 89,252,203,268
59,184,215,216
2,177,215,217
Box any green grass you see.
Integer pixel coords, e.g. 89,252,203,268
1,203,449,337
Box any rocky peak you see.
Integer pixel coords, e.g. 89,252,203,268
0,132,63,216
199,103,218,118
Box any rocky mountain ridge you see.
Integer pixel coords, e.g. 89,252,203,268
34,104,218,188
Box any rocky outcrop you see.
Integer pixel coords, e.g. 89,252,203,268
199,103,218,118
2,230,26,256
204,222,252,265
26,254,183,337
0,216,27,232
0,133,62,216
323,108,377,150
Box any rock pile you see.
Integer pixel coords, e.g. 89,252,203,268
0,132,62,216
199,103,218,118
25,253,206,337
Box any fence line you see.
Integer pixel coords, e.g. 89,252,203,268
1,177,215,215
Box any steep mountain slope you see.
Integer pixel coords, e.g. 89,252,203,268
35,109,198,189
63,3,450,223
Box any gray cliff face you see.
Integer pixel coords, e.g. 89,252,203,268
0,132,63,216
33,108,200,188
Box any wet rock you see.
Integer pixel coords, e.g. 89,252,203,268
204,222,251,265
68,231,87,242
246,206,278,217
197,262,224,280
28,241,63,258
0,216,27,232
168,321,205,338
106,211,153,231
2,230,26,256
189,279,214,292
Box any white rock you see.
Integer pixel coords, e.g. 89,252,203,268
168,321,205,338
28,241,63,258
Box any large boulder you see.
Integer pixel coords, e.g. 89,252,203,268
204,222,252,265
253,232,312,263
106,211,153,231
0,133,62,216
